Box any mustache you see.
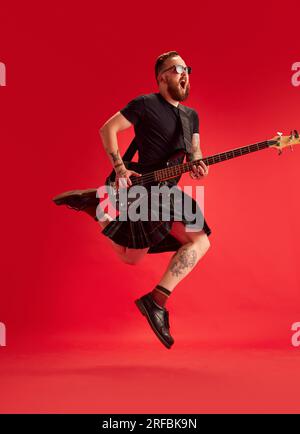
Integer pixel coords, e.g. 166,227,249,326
167,80,190,101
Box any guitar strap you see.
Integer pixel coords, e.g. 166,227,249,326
120,137,138,161
107,105,193,180
178,104,193,154
106,137,138,181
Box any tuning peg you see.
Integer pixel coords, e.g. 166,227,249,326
278,149,283,155
276,132,283,146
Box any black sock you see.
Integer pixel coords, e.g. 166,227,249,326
151,285,172,308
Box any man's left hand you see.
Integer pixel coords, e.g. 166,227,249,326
189,160,209,179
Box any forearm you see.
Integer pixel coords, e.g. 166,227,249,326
99,127,127,176
186,132,203,162
187,149,202,162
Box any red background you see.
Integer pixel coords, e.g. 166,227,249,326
1,0,300,413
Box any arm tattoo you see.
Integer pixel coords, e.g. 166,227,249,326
114,162,124,169
109,150,122,164
109,150,119,162
187,134,202,163
109,150,126,173
170,247,197,277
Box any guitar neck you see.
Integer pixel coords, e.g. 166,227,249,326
155,139,279,182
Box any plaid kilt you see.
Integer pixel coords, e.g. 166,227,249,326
101,182,211,254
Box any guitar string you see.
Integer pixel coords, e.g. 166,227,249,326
127,141,272,187
119,140,276,188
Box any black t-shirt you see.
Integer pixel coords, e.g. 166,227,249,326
120,92,199,164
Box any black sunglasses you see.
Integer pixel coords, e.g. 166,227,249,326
160,64,192,75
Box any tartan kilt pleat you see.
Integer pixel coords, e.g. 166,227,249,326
101,184,211,254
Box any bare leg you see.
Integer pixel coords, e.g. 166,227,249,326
157,222,210,292
134,223,210,349
116,246,149,265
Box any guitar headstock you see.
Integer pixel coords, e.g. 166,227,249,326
269,130,300,154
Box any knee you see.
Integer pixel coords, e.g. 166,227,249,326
203,236,211,254
195,234,211,255
122,257,139,266
117,253,140,266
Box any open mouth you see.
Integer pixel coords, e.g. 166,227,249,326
179,79,186,89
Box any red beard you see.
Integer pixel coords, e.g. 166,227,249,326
166,78,190,102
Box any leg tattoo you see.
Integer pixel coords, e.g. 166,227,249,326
170,247,197,277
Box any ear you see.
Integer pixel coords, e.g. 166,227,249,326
158,73,166,85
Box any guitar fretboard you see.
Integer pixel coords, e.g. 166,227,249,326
154,139,278,182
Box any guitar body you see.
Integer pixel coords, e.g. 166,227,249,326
104,149,186,210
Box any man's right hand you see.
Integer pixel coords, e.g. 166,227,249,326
115,168,142,188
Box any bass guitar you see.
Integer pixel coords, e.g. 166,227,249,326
105,131,299,208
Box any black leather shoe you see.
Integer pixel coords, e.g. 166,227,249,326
52,189,99,211
135,293,174,349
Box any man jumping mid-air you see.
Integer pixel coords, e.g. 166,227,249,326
53,51,211,349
